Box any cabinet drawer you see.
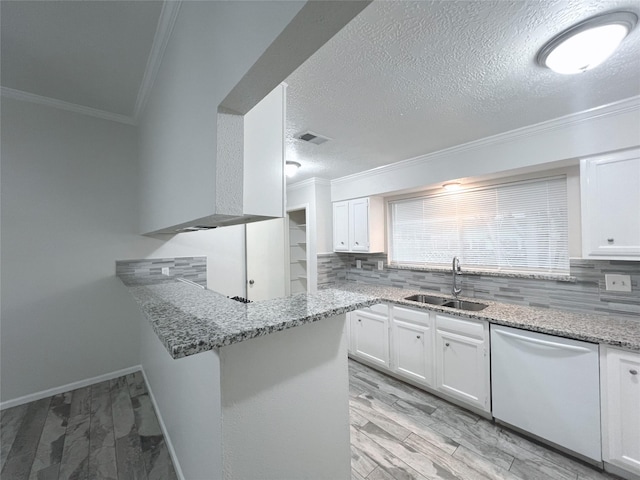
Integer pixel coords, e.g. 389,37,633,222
436,314,485,340
361,303,388,316
392,306,431,326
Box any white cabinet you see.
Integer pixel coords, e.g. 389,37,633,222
350,304,389,367
391,306,434,386
601,346,640,476
332,197,384,253
581,148,640,259
435,314,490,412
333,201,350,252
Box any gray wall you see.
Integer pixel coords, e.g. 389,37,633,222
1,99,246,403
318,253,640,320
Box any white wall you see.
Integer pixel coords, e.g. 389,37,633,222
139,305,222,480
220,314,351,480
331,99,640,201
0,99,246,403
138,1,305,234
314,180,333,254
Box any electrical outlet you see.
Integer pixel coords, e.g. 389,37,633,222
605,274,632,292
377,261,384,270
161,267,170,276
356,259,362,269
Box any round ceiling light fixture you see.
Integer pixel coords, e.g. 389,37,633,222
442,182,462,191
285,161,301,178
537,11,637,75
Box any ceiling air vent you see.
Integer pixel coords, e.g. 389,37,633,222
297,131,330,145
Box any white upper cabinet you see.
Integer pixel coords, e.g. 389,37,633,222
581,148,640,259
333,197,384,253
333,201,350,252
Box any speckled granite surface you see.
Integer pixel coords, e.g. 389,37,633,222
120,275,639,359
332,283,640,352
124,281,378,358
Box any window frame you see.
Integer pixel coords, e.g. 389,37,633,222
386,174,571,276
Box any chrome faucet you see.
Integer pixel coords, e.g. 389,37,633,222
452,256,462,297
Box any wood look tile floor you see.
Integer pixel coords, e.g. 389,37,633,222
1,362,622,480
0,372,177,480
348,359,620,480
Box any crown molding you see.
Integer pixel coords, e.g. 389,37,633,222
331,95,640,186
132,0,182,123
287,177,331,191
0,87,136,125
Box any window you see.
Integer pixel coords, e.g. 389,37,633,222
389,176,569,275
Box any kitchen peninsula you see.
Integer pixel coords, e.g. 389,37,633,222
118,274,378,480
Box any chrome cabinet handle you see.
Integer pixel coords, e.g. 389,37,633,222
249,279,255,285
631,369,638,375
607,238,614,243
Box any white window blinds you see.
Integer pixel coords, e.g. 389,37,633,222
389,177,569,275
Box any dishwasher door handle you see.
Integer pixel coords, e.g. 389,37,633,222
494,329,592,353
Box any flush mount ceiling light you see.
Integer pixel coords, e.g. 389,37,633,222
443,182,462,191
537,11,637,74
285,161,301,178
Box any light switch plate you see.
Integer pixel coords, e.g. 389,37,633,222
377,261,384,270
356,260,362,269
161,267,170,276
605,274,632,292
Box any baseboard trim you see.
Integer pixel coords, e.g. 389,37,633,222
139,367,185,480
0,365,142,410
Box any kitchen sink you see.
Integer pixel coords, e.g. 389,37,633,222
441,299,488,311
404,294,488,312
404,294,448,306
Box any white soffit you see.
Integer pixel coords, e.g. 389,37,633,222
1,1,164,118
285,0,640,183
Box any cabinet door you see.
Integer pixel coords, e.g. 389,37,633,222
435,315,489,411
392,320,432,386
582,149,640,258
602,347,640,475
333,201,350,252
352,310,389,367
350,198,370,252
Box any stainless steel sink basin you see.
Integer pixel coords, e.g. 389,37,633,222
404,294,448,306
404,294,488,311
441,299,488,311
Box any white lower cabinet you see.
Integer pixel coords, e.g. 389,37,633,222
350,304,389,368
435,314,490,412
601,346,640,476
391,306,434,386
349,303,489,413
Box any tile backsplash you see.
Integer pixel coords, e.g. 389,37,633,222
115,256,207,287
318,253,639,320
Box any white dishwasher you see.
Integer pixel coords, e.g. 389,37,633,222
491,325,601,461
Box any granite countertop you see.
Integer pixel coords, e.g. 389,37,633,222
120,275,639,359
332,283,640,352
122,280,378,358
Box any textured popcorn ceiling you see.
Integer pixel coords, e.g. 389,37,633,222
285,0,640,183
